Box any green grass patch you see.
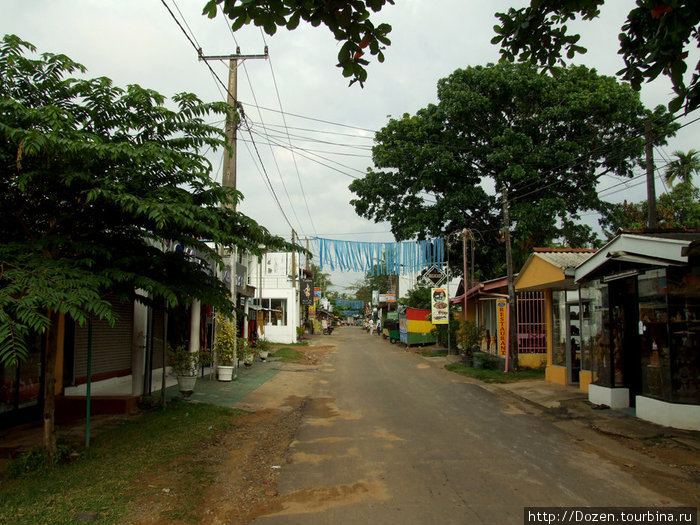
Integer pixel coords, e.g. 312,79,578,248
0,401,242,524
445,363,546,383
271,347,304,363
270,341,308,347
419,349,444,357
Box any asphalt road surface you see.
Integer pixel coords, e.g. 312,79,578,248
252,327,679,525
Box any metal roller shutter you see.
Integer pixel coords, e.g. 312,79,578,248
74,299,134,381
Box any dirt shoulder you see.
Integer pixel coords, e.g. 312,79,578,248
125,342,333,524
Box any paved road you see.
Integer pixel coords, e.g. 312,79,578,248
253,327,677,525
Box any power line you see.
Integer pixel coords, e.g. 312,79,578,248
161,0,297,234
260,28,318,236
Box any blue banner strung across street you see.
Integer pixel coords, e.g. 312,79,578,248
313,237,445,275
335,299,365,309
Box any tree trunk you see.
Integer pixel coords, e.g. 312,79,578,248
42,311,59,456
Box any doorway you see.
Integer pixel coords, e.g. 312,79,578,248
608,276,641,406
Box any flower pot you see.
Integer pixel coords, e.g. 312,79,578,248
218,365,234,382
259,350,269,361
176,375,197,400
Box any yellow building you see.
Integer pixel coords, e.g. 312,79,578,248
515,248,597,391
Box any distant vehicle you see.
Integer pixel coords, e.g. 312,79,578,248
382,318,400,343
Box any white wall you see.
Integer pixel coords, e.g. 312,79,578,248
248,251,300,344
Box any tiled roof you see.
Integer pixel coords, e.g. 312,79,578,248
535,250,595,270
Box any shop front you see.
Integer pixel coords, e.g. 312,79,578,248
515,249,597,385
575,232,700,430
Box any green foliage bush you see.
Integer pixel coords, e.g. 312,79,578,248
214,315,237,366
472,351,500,370
7,441,73,479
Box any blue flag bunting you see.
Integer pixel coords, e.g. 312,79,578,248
312,237,445,275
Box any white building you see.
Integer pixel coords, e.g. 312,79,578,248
247,251,301,344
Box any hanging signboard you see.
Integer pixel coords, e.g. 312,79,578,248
378,293,396,303
314,287,322,299
422,264,447,285
431,287,449,325
497,298,508,356
300,279,314,306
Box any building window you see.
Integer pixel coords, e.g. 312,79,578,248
579,285,603,372
551,290,567,366
259,298,287,326
638,269,672,401
667,266,700,404
517,291,546,353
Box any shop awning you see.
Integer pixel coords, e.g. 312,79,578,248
576,233,695,283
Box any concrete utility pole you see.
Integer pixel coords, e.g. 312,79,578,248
200,48,268,374
502,188,518,372
645,118,658,229
199,48,268,190
462,228,469,321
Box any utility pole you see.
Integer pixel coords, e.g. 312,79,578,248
199,47,268,190
291,230,297,289
502,188,518,371
645,118,658,229
200,48,268,373
462,228,469,322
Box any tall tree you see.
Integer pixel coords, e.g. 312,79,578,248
665,149,700,185
350,63,677,279
309,263,333,293
0,35,294,452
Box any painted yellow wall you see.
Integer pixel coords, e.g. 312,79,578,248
515,257,564,291
545,290,553,366
579,370,593,393
519,353,546,369
546,365,567,385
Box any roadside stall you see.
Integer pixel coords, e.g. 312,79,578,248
399,307,437,347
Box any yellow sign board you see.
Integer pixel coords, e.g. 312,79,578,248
497,298,508,356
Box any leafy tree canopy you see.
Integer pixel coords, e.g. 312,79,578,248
493,1,700,114
202,0,393,86
398,282,431,310
351,267,392,304
0,35,295,366
349,62,678,279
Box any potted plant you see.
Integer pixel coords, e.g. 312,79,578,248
255,337,271,361
168,344,201,400
238,337,255,367
214,315,237,381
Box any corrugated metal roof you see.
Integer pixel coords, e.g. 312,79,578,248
535,250,595,270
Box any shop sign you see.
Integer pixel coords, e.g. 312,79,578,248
422,264,446,285
300,279,314,305
314,287,322,299
431,287,449,325
497,298,508,356
378,293,396,303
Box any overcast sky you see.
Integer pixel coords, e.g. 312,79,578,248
3,1,698,291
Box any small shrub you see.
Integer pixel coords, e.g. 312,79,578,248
7,441,74,478
455,320,484,364
472,351,500,370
